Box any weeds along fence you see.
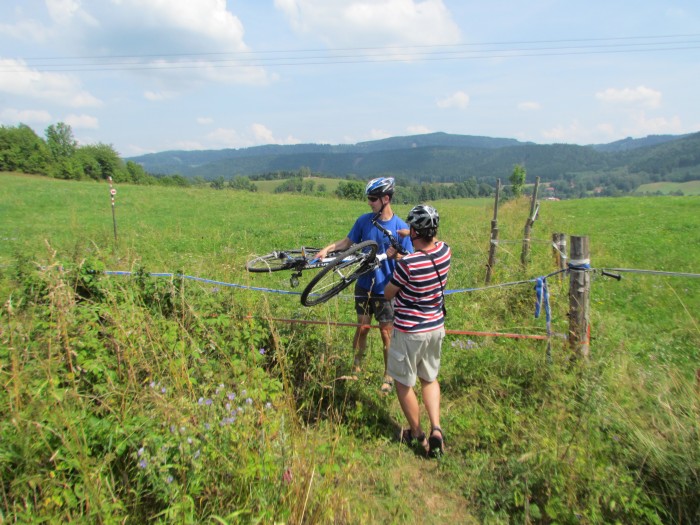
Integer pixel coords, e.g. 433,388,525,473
103,230,699,365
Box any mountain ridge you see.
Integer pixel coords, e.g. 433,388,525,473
127,131,700,194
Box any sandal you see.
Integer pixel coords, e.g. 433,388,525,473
428,426,445,458
400,429,429,455
380,378,394,394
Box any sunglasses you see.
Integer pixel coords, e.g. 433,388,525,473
367,196,380,202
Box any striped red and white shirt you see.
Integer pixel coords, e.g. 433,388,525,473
390,241,451,333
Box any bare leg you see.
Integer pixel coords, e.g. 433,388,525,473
395,380,429,453
352,314,371,370
420,378,441,433
378,321,393,377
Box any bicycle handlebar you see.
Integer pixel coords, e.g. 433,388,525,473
372,215,408,256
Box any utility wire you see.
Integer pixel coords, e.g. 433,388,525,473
4,34,699,73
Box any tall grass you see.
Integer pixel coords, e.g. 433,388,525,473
1,172,698,523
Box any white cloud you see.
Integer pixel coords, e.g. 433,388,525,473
518,101,541,111
596,86,662,109
197,117,214,125
252,123,276,144
622,113,683,136
172,139,207,151
437,90,469,110
203,124,299,148
46,0,97,26
144,90,177,101
0,108,52,124
407,124,431,134
0,59,102,107
251,123,300,145
369,128,391,140
0,18,53,42
64,113,98,129
541,120,591,143
29,1,276,87
274,0,461,47
206,127,244,148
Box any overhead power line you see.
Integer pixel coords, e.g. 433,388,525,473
3,33,699,73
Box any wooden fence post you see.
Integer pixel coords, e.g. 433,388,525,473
521,176,540,267
568,236,590,358
552,232,567,279
485,179,501,284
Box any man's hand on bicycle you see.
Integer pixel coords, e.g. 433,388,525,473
385,245,400,260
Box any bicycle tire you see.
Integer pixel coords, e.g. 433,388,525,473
246,248,319,273
301,240,378,306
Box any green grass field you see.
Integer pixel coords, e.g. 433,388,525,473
1,172,699,523
636,180,700,195
252,175,344,194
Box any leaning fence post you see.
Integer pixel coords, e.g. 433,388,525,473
568,236,590,358
552,232,567,279
521,176,540,267
108,176,118,243
485,179,501,284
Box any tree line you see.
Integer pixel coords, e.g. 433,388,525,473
1,123,189,187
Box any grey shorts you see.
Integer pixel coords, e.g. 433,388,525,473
387,328,445,387
354,284,394,324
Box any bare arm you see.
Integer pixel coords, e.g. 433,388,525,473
384,281,400,300
317,237,353,259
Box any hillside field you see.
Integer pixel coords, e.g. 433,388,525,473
1,172,699,524
636,180,700,195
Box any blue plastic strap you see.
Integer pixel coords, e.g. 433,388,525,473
534,276,551,325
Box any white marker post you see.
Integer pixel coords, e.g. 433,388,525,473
108,176,118,242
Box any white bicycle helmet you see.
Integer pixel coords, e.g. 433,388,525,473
365,177,395,197
407,205,439,237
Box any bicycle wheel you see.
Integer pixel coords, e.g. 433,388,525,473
301,241,378,306
246,249,318,272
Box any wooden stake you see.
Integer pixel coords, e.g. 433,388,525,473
552,232,567,279
521,176,540,267
485,179,501,284
568,236,590,358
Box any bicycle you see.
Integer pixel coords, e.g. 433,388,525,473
246,214,408,306
246,247,344,288
300,215,408,306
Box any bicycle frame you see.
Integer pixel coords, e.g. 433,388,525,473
246,247,342,287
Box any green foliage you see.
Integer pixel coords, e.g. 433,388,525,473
126,132,700,198
45,122,77,162
335,179,365,200
0,175,698,523
510,163,527,198
0,124,50,174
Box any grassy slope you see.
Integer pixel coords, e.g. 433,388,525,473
1,172,699,523
637,180,700,195
253,176,343,194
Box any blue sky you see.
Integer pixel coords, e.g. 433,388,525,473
1,1,699,157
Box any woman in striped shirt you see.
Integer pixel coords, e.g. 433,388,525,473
384,205,451,457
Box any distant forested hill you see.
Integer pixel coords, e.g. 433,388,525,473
127,131,700,197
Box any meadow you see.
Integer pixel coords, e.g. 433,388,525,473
1,172,699,524
636,180,700,196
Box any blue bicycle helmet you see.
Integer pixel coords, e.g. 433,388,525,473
365,177,395,197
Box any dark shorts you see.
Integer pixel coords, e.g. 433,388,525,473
354,283,394,324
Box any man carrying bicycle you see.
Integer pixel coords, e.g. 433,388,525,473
316,177,413,394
